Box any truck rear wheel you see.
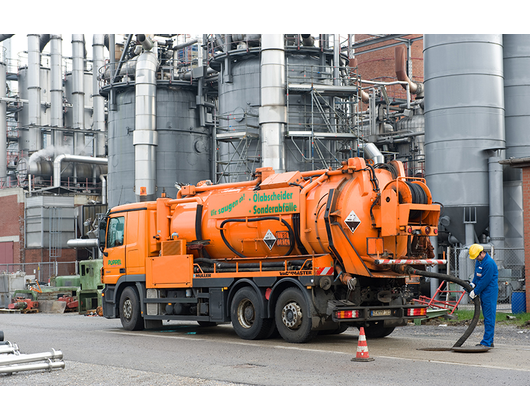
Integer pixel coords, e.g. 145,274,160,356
231,287,273,340
275,288,317,343
119,287,144,331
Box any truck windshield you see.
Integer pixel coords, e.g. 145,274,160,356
107,216,125,248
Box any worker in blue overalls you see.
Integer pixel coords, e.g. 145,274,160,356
468,244,499,349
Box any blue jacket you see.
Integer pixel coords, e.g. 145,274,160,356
472,253,498,297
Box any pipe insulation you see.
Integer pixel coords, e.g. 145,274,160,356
50,34,63,153
259,34,286,173
72,35,86,154
27,34,42,152
53,154,108,188
395,45,424,97
92,34,106,157
134,50,158,202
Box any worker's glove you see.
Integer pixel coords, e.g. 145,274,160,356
469,282,475,289
469,290,476,300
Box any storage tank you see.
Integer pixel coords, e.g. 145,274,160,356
424,34,505,244
17,66,51,152
64,71,94,131
211,35,345,182
502,34,530,253
105,71,210,207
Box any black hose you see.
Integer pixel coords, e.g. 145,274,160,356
219,217,295,258
194,258,307,269
400,266,481,348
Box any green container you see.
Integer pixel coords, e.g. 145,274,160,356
52,275,81,288
79,260,103,290
78,260,103,313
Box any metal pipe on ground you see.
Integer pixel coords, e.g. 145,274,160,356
0,360,65,374
0,342,19,354
0,349,63,366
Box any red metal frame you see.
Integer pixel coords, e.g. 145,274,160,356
414,280,466,315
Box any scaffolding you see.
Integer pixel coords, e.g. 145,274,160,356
213,34,365,182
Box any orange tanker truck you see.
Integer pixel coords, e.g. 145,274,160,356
98,157,443,343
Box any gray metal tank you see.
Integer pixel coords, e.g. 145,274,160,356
214,38,336,182
424,34,505,244
107,85,210,207
501,35,530,255
17,66,51,152
64,71,94,128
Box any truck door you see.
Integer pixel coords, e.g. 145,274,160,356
103,215,126,285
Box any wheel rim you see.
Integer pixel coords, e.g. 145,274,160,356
123,299,133,320
237,298,255,329
281,302,302,329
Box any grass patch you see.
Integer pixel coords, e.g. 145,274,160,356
449,309,530,328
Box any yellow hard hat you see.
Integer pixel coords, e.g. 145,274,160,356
469,244,484,260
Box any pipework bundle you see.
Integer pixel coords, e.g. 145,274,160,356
0,333,65,375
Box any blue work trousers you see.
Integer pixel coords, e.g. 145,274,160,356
480,291,497,347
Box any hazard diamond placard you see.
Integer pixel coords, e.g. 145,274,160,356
263,229,276,250
345,210,361,233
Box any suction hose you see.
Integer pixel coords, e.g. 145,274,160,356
397,266,481,348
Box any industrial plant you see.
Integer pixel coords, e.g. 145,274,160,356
0,34,526,312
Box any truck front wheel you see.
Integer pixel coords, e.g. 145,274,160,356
119,287,144,331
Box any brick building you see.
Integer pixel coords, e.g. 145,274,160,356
0,187,79,280
0,188,25,264
354,34,424,104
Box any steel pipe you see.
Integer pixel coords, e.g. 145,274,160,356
134,50,158,202
0,349,63,366
53,154,108,188
93,35,107,157
0,342,19,354
0,360,65,374
260,34,286,173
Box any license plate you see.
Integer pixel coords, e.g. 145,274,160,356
371,309,391,316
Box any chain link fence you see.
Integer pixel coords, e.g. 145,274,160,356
445,247,525,306
0,261,78,285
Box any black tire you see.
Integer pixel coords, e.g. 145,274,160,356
363,324,395,338
230,287,273,340
119,287,144,331
275,287,317,343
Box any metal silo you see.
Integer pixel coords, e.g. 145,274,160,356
500,35,530,267
103,36,211,207
212,34,351,183
18,66,51,152
424,34,506,245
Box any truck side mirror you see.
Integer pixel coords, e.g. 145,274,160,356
98,217,107,252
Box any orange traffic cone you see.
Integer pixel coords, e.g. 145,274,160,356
352,327,374,362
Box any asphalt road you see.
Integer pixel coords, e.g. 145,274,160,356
1,312,530,387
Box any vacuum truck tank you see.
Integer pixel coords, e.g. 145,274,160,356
99,157,442,343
